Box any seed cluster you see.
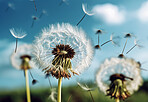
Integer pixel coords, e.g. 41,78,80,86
43,44,78,79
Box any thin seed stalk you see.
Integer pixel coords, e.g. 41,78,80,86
116,97,120,102
57,77,62,102
25,69,31,102
122,38,128,54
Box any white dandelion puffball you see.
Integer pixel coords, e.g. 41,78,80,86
82,3,95,16
11,44,35,70
33,23,94,74
96,57,143,94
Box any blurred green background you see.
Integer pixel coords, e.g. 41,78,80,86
0,81,148,102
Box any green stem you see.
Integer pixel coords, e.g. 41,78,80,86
25,69,31,102
57,77,62,102
116,97,120,102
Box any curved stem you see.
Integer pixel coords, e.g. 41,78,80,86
25,69,31,102
116,97,120,102
57,77,62,102
89,91,95,102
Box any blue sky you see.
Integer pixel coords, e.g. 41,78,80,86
1,0,148,89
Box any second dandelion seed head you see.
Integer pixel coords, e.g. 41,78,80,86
96,57,143,100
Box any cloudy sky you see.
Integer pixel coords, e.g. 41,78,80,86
0,0,148,89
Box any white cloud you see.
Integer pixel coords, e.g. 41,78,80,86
92,3,126,25
137,1,148,22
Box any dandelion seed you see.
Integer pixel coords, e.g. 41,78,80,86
77,82,96,102
5,3,15,12
29,70,38,85
45,73,52,88
9,28,27,53
76,3,94,26
48,88,57,102
33,23,94,102
96,57,143,101
137,61,148,71
31,15,38,28
101,34,121,47
94,29,104,49
118,33,133,58
126,39,143,54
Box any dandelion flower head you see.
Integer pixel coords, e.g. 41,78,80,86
11,44,35,70
33,23,93,79
96,57,143,95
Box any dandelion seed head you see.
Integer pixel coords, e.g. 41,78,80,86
82,3,94,16
33,23,94,79
96,57,143,94
11,44,35,70
10,28,27,39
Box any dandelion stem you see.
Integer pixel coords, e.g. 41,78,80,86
115,97,120,102
101,40,111,46
122,38,128,54
57,77,62,102
126,44,137,54
15,38,18,53
76,14,86,26
25,69,31,102
89,91,95,102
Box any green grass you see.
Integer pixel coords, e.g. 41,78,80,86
0,81,148,102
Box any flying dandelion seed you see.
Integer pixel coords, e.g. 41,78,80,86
101,34,121,47
45,73,53,88
96,57,143,101
118,33,133,58
77,82,96,102
30,0,37,11
126,39,143,54
9,28,27,53
39,10,47,19
33,23,94,102
137,61,148,71
31,15,38,28
29,70,38,85
5,3,15,12
11,44,36,102
59,0,68,6
76,3,94,26
94,29,104,49
48,88,57,102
